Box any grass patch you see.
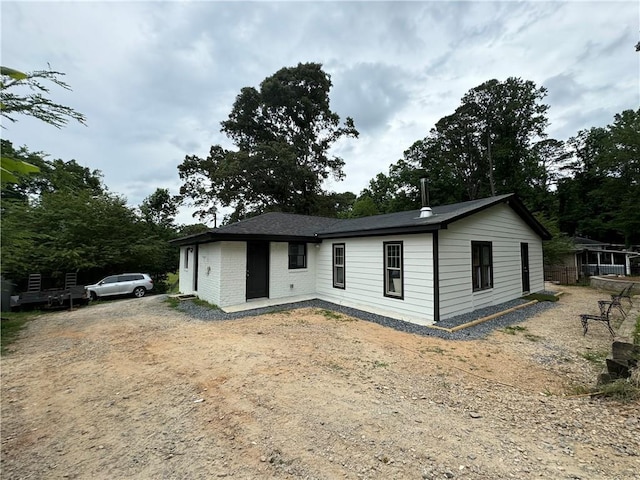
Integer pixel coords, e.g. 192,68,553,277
317,309,355,322
166,272,179,294
192,298,219,309
634,315,640,345
165,297,180,309
1,311,40,355
318,309,342,320
524,333,543,342
372,360,389,368
571,379,640,402
502,325,527,335
268,308,292,315
523,293,559,302
421,345,445,355
580,350,608,365
596,379,640,402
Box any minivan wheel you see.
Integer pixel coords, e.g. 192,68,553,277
133,286,146,298
90,291,98,301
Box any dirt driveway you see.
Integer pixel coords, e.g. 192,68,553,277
1,286,639,479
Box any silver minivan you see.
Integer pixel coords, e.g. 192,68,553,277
86,273,153,300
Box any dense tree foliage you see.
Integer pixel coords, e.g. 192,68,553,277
1,140,103,200
354,77,558,215
178,62,358,223
350,80,638,259
557,108,640,246
139,188,180,229
0,144,179,290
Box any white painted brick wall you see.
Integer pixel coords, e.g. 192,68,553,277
269,242,317,299
218,242,247,306
196,243,221,305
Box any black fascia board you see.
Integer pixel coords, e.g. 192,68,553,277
170,233,321,246
317,223,444,239
169,232,216,246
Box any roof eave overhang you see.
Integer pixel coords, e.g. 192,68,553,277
317,224,443,239
170,233,321,246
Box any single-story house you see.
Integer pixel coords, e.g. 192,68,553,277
170,193,551,326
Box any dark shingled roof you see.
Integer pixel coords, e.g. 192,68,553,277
170,193,551,246
171,212,346,245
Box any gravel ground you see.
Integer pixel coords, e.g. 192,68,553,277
177,294,559,340
2,285,639,480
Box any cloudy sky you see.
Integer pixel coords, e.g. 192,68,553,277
2,1,638,225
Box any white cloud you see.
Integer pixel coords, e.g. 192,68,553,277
2,0,638,227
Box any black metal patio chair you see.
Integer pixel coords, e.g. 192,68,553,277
580,300,615,338
611,284,634,308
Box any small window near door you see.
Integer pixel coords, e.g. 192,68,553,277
333,243,345,289
384,241,403,299
184,248,189,269
472,241,493,291
288,242,307,269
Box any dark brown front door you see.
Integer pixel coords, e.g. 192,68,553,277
521,243,530,293
246,242,269,299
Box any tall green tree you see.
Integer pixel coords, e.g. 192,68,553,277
354,77,555,214
139,188,179,228
460,78,549,199
557,108,640,246
178,62,358,222
1,140,103,201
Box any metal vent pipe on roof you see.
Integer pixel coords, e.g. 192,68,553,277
419,177,433,218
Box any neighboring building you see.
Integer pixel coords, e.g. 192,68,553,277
171,193,550,326
571,237,638,277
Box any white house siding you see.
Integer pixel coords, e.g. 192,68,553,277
316,234,435,325
438,203,544,320
178,245,196,294
269,242,317,299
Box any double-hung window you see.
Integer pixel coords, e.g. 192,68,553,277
472,241,493,291
384,241,403,299
333,243,345,289
288,242,307,269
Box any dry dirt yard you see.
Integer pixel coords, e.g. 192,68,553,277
2,285,639,480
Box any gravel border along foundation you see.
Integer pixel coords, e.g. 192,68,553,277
176,293,559,341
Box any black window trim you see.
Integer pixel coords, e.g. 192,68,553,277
332,243,346,289
472,241,493,292
383,241,404,300
288,242,307,270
